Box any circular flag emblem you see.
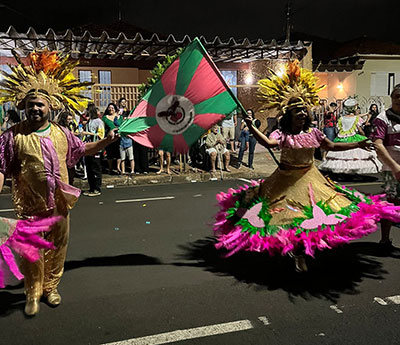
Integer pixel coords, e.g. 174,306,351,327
155,95,195,135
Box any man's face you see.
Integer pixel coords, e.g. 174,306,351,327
67,115,73,123
391,90,400,113
120,99,127,108
212,126,218,134
25,96,50,125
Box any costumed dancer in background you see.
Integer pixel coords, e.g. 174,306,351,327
213,60,400,272
319,98,382,177
0,50,119,316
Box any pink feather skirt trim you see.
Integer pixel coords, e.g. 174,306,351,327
213,183,400,258
0,216,60,288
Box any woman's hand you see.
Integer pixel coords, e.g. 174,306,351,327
107,128,120,142
358,139,373,151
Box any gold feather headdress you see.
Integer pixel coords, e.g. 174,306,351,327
0,49,93,112
258,60,325,114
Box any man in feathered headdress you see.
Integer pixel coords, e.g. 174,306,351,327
0,50,119,316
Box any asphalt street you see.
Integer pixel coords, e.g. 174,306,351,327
0,178,400,345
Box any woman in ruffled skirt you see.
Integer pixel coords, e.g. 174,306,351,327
319,98,382,175
213,62,400,272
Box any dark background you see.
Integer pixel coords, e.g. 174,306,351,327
0,0,398,42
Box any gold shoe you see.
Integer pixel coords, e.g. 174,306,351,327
46,290,62,306
24,297,40,316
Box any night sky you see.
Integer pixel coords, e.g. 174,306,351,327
0,0,398,43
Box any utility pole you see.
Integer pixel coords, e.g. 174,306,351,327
285,1,291,41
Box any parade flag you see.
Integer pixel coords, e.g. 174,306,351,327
118,38,245,153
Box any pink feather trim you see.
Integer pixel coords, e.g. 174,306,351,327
0,216,60,288
213,184,400,258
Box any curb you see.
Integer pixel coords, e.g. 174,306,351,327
0,151,280,194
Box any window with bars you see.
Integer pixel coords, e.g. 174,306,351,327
98,71,112,107
371,72,400,96
78,70,93,100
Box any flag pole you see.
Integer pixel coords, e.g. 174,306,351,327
195,38,280,167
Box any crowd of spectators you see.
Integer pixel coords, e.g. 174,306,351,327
1,98,383,188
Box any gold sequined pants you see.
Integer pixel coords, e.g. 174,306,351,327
21,215,69,299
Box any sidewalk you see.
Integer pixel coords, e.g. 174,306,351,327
74,148,281,190
0,147,325,194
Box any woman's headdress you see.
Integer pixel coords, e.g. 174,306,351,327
257,60,325,114
342,97,358,114
0,49,93,112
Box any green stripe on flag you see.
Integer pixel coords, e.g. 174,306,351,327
159,133,174,153
118,117,158,135
183,124,207,147
142,80,166,107
175,40,204,96
194,90,238,115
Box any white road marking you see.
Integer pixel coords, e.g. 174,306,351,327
115,196,175,204
237,178,252,184
375,295,400,305
374,297,388,305
102,319,255,345
193,194,202,197
0,208,14,213
329,305,344,314
387,295,400,304
257,316,271,325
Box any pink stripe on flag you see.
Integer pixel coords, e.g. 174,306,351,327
173,134,189,153
129,124,165,149
129,100,156,118
161,59,180,95
184,57,226,105
194,113,226,129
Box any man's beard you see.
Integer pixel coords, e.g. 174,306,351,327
27,111,49,124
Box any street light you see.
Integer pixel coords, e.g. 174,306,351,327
244,74,253,85
276,67,285,78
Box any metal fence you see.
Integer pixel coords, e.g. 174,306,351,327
91,84,142,111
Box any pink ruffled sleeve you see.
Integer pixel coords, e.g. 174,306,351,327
269,129,282,141
312,128,326,144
